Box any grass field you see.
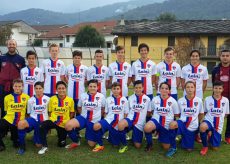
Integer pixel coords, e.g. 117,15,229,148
1,89,230,164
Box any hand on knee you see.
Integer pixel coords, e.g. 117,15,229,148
65,123,73,131
17,121,27,130
169,121,177,130
199,123,207,133
93,123,101,131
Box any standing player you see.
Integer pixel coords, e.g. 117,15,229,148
17,82,50,155
92,82,129,152
167,81,204,157
0,79,29,151
181,50,209,99
87,50,109,97
38,81,75,155
156,47,181,100
66,50,88,112
109,46,132,98
144,82,180,152
117,80,151,153
20,51,44,97
199,81,229,155
65,79,105,149
40,43,65,97
131,43,156,100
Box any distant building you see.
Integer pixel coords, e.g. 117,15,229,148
32,24,69,36
0,20,39,46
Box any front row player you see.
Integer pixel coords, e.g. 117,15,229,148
167,81,204,157
65,79,105,149
0,79,30,151
144,82,180,152
38,81,75,155
199,81,229,155
92,82,129,152
17,82,50,155
117,80,151,153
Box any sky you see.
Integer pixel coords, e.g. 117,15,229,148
0,0,129,15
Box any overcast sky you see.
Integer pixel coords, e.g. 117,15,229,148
0,0,129,14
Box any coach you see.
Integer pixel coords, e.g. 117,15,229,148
0,39,26,118
212,49,230,144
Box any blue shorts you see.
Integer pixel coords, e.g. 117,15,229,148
157,93,177,100
151,119,170,144
26,117,41,144
203,120,222,147
75,115,97,142
177,120,196,149
125,118,143,144
147,94,154,100
99,119,120,146
74,99,79,110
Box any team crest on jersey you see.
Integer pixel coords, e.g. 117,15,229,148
222,103,225,107
110,101,114,104
35,71,38,75
198,69,202,72
209,103,214,106
124,66,127,70
147,64,151,68
96,97,100,101
43,99,47,103
57,63,61,67
22,98,26,101
143,99,146,103
173,66,176,70
168,102,172,106
102,69,105,73
80,69,84,73
194,102,198,106
65,102,68,106
121,100,125,104
155,101,160,105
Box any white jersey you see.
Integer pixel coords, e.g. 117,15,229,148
204,96,229,134
27,95,50,122
181,64,209,99
40,58,65,95
20,66,44,97
127,94,151,131
152,96,180,130
109,61,132,97
78,92,106,123
104,96,129,130
156,61,181,94
131,59,157,95
66,64,88,100
178,96,204,131
87,65,109,97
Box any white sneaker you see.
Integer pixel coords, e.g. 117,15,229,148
126,134,131,140
38,147,48,155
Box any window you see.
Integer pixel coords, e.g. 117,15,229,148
168,36,175,47
59,43,63,47
208,36,217,56
131,36,138,47
207,62,216,74
66,35,70,43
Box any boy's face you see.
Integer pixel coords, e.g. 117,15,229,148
73,55,82,65
116,49,125,61
185,83,195,95
112,86,121,96
57,84,66,97
13,82,23,94
165,50,174,61
159,84,170,96
27,55,36,66
213,86,223,96
88,83,98,94
134,84,143,95
49,46,59,59
220,52,230,65
190,52,200,63
139,47,149,58
35,85,44,96
94,53,103,62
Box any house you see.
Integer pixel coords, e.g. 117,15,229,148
0,20,39,46
32,24,69,36
38,20,117,48
112,19,230,73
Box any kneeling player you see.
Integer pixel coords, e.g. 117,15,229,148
117,80,151,153
38,81,75,154
17,82,50,155
92,82,129,152
0,79,30,151
199,81,229,156
167,81,204,157
65,79,105,149
144,82,180,153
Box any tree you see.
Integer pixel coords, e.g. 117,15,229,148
156,12,176,22
73,25,105,47
0,25,12,45
33,39,43,47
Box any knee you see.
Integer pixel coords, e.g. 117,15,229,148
134,143,141,149
144,123,153,133
18,121,27,130
162,144,170,150
199,123,207,132
65,122,73,131
118,121,125,131
93,123,101,131
169,121,177,129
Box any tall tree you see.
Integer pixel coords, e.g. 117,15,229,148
0,25,12,45
156,12,176,22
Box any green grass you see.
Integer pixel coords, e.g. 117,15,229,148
1,89,230,164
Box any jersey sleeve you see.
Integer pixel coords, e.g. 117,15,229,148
151,99,155,112
181,67,186,79
48,98,53,112
124,98,129,114
40,60,45,74
101,95,106,108
203,67,209,80
172,99,180,115
131,62,135,76
39,70,44,82
106,68,110,80
151,63,157,75
78,95,83,107
70,98,75,113
86,67,91,81
20,69,23,80
105,99,109,114
225,99,229,115
156,64,160,76
199,99,204,114
60,63,66,76
147,98,152,112
176,65,182,77
108,65,113,77
204,98,208,113
27,99,32,114
4,96,8,112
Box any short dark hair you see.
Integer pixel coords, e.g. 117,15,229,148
116,46,125,52
72,50,82,58
213,81,224,87
56,81,67,89
34,81,44,88
159,82,171,90
133,80,143,87
164,47,175,53
26,50,37,59
220,49,230,54
88,79,98,86
190,49,201,57
138,43,149,53
95,49,103,54
111,82,121,89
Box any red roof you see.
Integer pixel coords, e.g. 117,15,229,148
38,20,117,39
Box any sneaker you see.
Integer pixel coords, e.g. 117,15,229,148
200,147,208,156
92,144,104,152
166,148,177,157
65,142,80,150
225,138,230,144
144,144,153,152
38,147,48,155
126,134,131,141
119,146,128,153
17,148,25,155
0,146,5,152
